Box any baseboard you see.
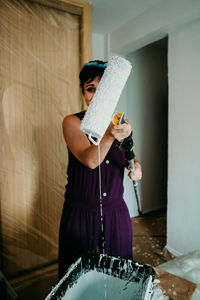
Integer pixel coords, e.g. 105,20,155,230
142,204,167,214
165,244,183,257
130,204,167,218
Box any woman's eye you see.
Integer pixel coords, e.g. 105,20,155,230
87,87,95,93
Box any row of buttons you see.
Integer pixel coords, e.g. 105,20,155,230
103,160,109,197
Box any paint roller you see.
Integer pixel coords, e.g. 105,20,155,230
80,56,132,145
81,56,142,215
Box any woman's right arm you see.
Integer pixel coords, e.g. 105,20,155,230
62,114,115,169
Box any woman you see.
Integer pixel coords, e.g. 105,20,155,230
58,60,142,278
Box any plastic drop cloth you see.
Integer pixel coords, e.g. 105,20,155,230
157,251,200,300
0,0,81,278
154,267,198,300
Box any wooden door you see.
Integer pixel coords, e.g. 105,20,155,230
0,0,91,297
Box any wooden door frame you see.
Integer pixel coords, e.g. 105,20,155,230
30,0,92,66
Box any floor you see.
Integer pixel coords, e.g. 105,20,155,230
131,209,175,267
158,251,200,300
131,210,200,299
10,210,200,299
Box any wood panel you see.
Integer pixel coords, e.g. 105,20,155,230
0,0,91,282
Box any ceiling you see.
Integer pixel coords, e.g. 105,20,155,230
90,0,162,34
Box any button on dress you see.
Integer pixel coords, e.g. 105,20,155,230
58,111,133,278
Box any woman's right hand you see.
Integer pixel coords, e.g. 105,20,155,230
107,119,132,142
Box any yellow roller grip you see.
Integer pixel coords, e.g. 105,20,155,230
112,111,125,126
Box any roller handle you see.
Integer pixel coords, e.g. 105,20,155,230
88,133,100,146
122,131,142,215
122,132,135,170
123,135,138,188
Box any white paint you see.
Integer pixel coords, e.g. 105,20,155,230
150,279,169,299
151,288,169,300
98,144,105,253
63,270,137,299
63,270,155,300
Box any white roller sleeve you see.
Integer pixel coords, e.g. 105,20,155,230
80,56,132,145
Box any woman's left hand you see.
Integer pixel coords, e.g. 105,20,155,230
128,162,142,181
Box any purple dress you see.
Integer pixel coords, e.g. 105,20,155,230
58,111,132,278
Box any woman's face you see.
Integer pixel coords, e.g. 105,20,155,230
82,76,101,106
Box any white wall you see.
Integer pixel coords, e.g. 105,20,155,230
110,0,200,55
106,0,200,253
92,33,105,61
116,86,137,217
127,44,168,214
167,19,200,255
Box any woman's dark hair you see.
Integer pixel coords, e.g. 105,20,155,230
79,60,107,92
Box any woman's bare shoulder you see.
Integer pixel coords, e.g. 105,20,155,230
63,114,80,127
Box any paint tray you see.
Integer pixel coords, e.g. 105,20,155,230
45,252,155,300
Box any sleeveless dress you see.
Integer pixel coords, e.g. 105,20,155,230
58,111,133,278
